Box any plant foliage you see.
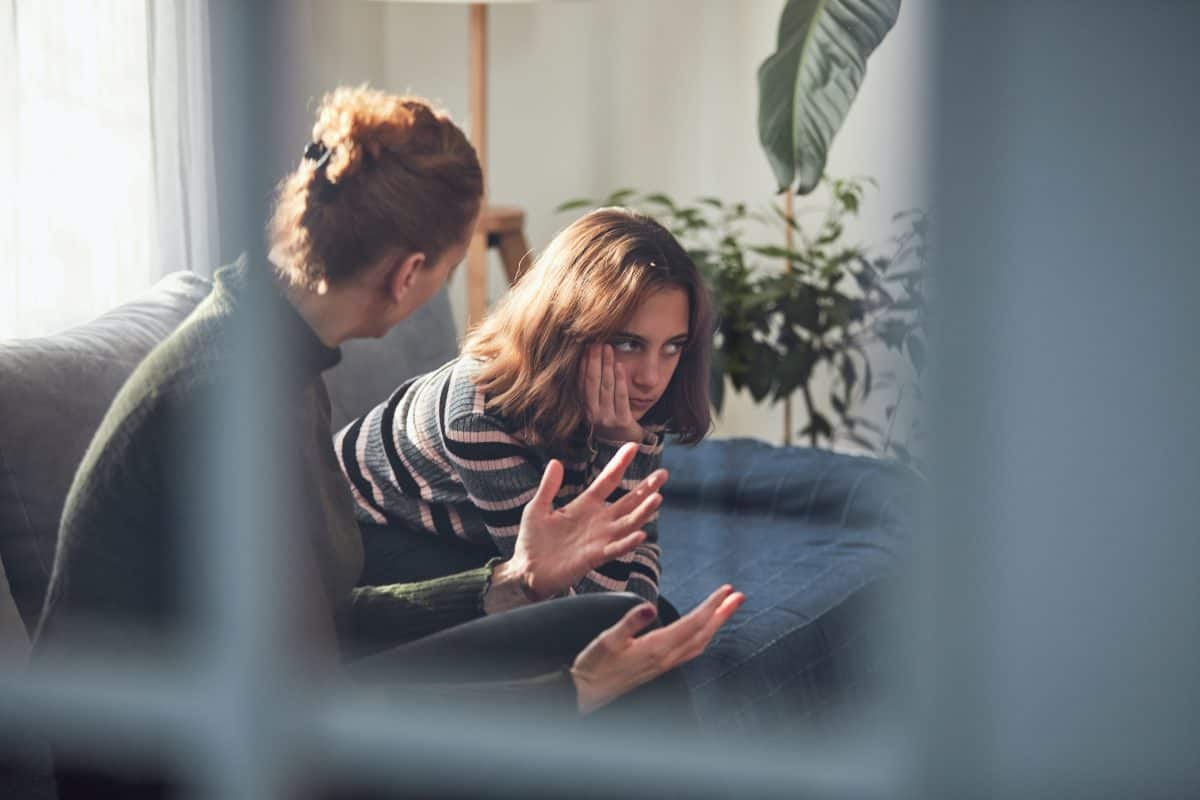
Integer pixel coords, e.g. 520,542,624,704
758,0,902,194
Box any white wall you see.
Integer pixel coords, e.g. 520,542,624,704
269,0,933,446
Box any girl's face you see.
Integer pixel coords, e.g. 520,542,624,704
608,287,690,418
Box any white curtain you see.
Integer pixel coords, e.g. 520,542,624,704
0,0,218,340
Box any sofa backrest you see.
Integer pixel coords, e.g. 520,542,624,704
0,270,459,642
0,273,212,637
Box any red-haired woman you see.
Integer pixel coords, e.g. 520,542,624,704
338,207,714,613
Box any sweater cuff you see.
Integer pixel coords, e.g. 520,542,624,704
343,561,500,659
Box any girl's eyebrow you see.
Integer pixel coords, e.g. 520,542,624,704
614,331,690,343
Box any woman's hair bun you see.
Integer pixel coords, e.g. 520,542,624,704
310,86,440,185
268,85,482,289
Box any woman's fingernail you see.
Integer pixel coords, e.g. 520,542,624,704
638,605,656,620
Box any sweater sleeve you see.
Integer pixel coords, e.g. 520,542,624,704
442,411,548,558
444,408,664,603
571,429,665,604
339,561,499,660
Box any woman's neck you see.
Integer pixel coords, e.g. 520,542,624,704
281,278,358,348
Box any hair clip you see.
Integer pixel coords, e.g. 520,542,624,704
304,140,332,170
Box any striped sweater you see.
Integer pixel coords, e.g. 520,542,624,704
334,357,664,603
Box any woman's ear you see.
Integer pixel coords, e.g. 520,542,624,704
386,250,427,303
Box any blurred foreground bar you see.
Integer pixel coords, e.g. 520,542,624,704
925,1,1200,797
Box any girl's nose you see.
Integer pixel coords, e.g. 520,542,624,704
631,357,659,389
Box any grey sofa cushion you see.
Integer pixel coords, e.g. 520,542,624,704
0,556,29,657
324,289,458,431
0,273,211,632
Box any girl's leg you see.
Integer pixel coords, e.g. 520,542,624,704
357,521,498,586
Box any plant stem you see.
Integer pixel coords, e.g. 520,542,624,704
783,190,795,447
883,382,906,452
801,383,819,448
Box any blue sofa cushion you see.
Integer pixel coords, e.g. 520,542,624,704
658,438,916,735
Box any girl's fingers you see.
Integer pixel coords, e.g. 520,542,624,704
601,530,647,561
529,459,563,513
578,442,639,504
585,344,602,412
607,469,668,517
614,492,662,536
578,359,591,411
598,345,614,414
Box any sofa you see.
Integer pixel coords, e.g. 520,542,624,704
0,271,916,790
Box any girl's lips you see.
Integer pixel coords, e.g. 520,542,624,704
630,397,655,408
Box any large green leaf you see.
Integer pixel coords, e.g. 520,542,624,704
758,0,901,194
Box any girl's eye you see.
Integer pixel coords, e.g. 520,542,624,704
663,341,685,356
612,340,638,353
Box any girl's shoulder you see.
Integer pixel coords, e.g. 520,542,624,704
441,356,483,409
441,356,517,431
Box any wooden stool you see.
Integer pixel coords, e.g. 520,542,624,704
465,204,532,326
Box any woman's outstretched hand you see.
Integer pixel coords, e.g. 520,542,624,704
581,343,645,444
490,442,666,608
570,585,746,714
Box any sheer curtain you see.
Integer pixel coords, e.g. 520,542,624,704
0,0,217,340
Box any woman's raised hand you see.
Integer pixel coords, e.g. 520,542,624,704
570,585,746,714
507,442,667,602
581,343,645,444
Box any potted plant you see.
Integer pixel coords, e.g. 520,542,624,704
556,0,919,460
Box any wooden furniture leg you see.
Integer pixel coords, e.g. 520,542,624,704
466,230,489,326
462,205,531,328
496,230,531,283
464,6,530,324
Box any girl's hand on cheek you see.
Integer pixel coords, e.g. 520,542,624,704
580,344,644,444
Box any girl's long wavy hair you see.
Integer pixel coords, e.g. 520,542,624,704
464,207,714,449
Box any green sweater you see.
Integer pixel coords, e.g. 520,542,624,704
35,260,496,663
